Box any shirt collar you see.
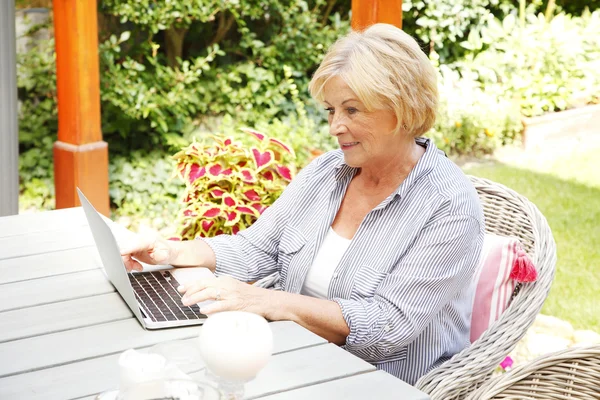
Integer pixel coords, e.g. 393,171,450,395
333,137,442,200
333,154,354,181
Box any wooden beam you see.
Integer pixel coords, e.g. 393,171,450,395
52,0,109,216
0,0,19,217
351,0,403,31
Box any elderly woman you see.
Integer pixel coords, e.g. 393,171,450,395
121,23,484,385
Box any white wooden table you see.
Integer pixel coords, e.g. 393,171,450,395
0,208,430,400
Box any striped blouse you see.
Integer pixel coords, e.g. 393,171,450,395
202,138,485,385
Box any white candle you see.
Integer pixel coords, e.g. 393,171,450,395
117,380,220,400
118,349,169,391
198,311,273,382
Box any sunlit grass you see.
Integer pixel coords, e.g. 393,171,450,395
464,149,600,332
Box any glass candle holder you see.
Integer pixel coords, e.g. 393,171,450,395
198,311,274,399
116,379,220,400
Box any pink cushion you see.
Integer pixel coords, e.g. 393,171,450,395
470,234,520,343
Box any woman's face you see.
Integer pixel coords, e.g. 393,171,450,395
322,76,399,168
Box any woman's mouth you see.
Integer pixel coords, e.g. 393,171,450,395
341,142,359,150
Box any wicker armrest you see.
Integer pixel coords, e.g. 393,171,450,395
465,345,600,400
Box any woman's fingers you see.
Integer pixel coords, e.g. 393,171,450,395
179,278,214,305
116,229,175,271
178,277,222,306
119,228,158,254
177,277,215,294
119,241,147,257
180,286,221,306
177,276,258,313
122,255,143,272
149,243,171,264
199,300,230,315
118,233,171,266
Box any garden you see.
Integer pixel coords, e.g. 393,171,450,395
16,0,600,339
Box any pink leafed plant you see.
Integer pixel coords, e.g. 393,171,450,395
172,129,296,239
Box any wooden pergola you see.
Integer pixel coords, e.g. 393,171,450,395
0,0,401,217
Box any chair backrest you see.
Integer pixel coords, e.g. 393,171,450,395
465,344,600,399
416,176,557,400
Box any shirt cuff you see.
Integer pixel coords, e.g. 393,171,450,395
333,297,386,347
198,235,249,282
333,297,406,363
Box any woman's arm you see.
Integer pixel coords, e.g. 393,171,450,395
266,291,350,345
120,158,318,275
169,239,216,270
199,160,315,282
119,229,217,272
178,274,350,344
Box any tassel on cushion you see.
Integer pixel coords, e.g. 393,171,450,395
510,246,537,282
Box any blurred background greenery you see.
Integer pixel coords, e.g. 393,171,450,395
16,0,600,221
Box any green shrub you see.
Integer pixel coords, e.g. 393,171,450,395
401,0,515,63
99,0,350,152
401,0,599,64
99,31,221,153
17,35,57,152
429,65,522,155
16,22,56,211
214,65,337,169
499,0,600,17
109,151,184,230
182,64,337,170
455,10,600,117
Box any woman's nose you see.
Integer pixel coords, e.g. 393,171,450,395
329,115,347,137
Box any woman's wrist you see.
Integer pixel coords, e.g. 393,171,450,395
167,239,216,271
263,290,294,322
167,239,184,265
261,290,350,344
167,240,202,267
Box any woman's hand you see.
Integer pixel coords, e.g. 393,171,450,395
119,232,177,272
178,275,274,317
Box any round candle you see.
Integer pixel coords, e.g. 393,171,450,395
198,311,273,382
118,349,169,391
117,380,220,400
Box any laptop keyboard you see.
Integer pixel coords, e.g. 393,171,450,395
128,270,206,322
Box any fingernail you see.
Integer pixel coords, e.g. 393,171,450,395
177,285,184,292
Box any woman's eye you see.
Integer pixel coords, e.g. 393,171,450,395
325,107,334,115
347,107,358,115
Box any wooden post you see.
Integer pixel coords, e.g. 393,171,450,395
53,0,109,215
0,0,19,216
351,0,403,31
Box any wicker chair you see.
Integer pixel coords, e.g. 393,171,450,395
465,344,600,399
414,176,557,399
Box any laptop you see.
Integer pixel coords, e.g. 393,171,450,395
77,188,213,329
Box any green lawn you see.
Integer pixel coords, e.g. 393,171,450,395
463,150,600,332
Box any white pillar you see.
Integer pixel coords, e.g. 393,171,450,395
0,0,19,216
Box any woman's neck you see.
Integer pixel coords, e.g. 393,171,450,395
357,139,425,191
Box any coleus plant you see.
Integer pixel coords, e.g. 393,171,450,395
173,128,296,239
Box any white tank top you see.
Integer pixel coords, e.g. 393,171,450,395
301,227,351,299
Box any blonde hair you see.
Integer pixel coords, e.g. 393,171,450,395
309,24,438,137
